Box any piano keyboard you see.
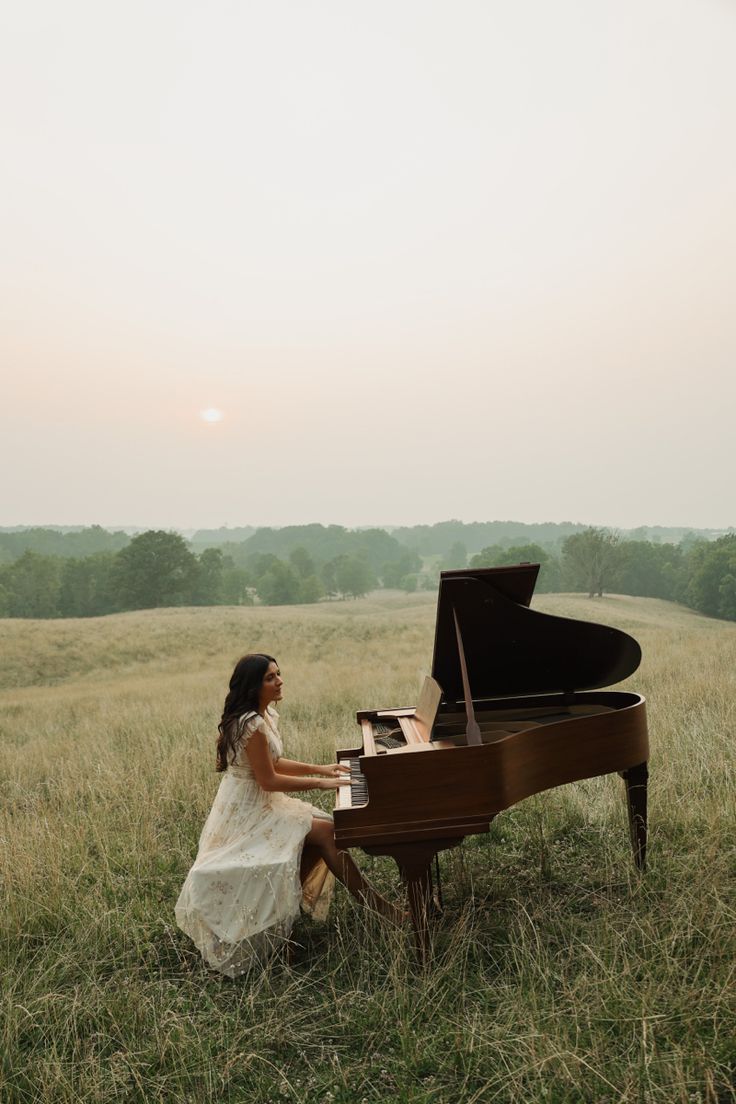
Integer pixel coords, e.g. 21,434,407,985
337,756,368,808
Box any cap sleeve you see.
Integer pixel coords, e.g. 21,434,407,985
237,711,267,746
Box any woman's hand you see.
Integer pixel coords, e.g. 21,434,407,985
317,776,345,790
317,763,351,779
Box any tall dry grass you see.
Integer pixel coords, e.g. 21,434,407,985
1,593,734,1103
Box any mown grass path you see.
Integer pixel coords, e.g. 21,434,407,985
1,593,735,1102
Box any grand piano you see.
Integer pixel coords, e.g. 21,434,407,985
333,564,649,956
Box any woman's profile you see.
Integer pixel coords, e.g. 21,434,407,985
175,652,402,975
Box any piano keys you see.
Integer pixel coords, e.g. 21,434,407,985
333,564,649,958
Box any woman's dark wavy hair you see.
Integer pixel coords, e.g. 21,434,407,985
215,653,277,772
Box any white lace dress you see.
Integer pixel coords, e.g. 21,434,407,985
175,706,334,976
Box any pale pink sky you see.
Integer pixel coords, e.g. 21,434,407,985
2,0,735,530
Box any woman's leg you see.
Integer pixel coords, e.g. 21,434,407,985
305,819,404,924
300,842,321,886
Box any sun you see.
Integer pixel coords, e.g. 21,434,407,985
200,408,224,424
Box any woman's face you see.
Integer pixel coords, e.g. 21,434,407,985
259,660,283,711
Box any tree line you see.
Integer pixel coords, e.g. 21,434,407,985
0,531,421,618
385,519,722,556
469,529,736,620
0,525,131,562
0,522,415,575
4,519,724,568
1,525,735,623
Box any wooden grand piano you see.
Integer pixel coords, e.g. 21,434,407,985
333,564,649,957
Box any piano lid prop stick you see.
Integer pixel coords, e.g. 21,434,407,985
453,607,483,746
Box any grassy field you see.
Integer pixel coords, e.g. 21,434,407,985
1,592,735,1103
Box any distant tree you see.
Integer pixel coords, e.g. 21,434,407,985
111,530,198,609
352,528,407,572
381,550,422,588
65,525,130,559
470,544,501,569
718,573,736,620
686,535,736,619
613,541,684,601
391,519,586,557
192,548,225,605
246,552,280,580
562,528,620,597
212,540,252,569
257,561,302,605
470,542,561,592
239,523,407,574
0,551,61,617
335,556,374,599
58,552,116,617
220,557,254,605
320,558,339,599
440,541,468,571
679,531,701,553
298,574,325,603
289,547,316,580
471,541,544,568
0,525,130,562
381,560,400,588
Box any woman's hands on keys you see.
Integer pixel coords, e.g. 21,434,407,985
316,762,351,790
318,763,351,778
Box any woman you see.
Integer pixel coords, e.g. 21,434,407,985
175,653,402,976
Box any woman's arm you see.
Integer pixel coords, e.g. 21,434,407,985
276,757,349,779
245,731,343,793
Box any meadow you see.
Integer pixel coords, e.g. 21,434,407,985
1,592,734,1103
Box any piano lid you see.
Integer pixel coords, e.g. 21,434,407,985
431,565,642,703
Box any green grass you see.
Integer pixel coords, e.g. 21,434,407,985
1,593,735,1102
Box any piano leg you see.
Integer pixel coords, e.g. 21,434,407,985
362,838,462,963
392,843,437,963
621,760,648,871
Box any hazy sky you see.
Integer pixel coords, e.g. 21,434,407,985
2,0,735,531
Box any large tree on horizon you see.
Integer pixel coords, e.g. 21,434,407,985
111,530,198,609
562,528,620,598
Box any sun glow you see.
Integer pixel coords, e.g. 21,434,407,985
200,408,224,424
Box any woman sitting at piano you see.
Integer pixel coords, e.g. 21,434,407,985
175,652,402,976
